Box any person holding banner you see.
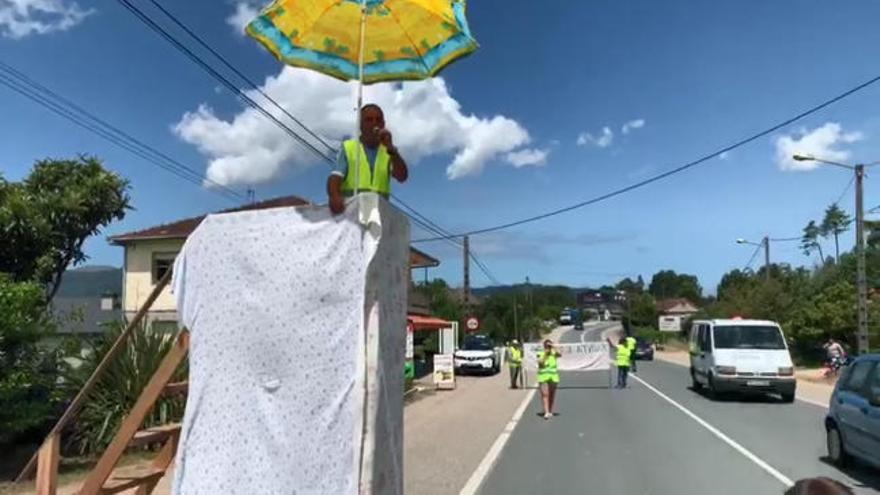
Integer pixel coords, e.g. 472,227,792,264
607,336,633,388
537,339,562,419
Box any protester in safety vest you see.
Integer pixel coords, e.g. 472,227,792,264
607,336,633,389
327,104,409,214
507,340,523,389
537,339,562,420
626,335,637,373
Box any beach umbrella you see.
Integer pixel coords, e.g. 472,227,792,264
246,0,478,198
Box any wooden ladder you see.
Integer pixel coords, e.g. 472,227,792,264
16,270,191,495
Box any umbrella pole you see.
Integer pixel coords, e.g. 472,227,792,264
353,0,367,214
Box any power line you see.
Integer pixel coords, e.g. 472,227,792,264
145,0,337,156
834,176,856,206
115,0,336,165
743,243,762,271
414,72,880,242
0,61,244,202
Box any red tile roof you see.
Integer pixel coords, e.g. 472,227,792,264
656,298,698,312
109,196,310,244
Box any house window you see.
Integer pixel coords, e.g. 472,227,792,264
152,252,178,285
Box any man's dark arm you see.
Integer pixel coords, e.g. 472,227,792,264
327,174,345,215
389,149,408,183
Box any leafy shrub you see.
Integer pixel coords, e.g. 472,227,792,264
62,322,187,456
0,276,60,445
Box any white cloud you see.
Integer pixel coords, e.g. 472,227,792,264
174,67,537,185
719,151,730,160
774,122,863,171
226,1,261,34
621,118,645,135
505,148,549,168
0,0,93,39
576,126,614,148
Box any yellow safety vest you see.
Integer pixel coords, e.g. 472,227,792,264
341,139,391,197
508,347,522,367
616,345,632,368
537,352,560,383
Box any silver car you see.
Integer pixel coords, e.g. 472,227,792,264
825,354,880,469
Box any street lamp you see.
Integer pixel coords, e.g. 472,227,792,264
736,237,770,281
792,153,869,354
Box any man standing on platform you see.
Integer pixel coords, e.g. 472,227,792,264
327,104,408,214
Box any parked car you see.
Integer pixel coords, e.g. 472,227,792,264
634,338,654,360
825,354,880,469
453,335,500,375
573,321,584,331
688,319,796,402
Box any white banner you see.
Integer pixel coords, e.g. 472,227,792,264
405,323,414,359
659,315,682,332
433,354,455,390
523,342,612,371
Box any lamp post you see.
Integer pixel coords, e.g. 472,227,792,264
736,237,770,281
792,154,869,355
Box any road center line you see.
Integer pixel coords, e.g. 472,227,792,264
630,373,794,488
459,387,536,495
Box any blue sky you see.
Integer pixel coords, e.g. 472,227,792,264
2,0,879,294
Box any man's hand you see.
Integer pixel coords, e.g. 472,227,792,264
329,194,345,215
378,128,395,152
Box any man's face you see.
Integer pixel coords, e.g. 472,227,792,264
360,107,385,142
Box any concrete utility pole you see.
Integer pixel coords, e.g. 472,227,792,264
855,164,869,354
792,154,871,354
463,235,470,316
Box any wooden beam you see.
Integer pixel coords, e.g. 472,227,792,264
78,331,189,495
16,269,173,483
35,433,59,495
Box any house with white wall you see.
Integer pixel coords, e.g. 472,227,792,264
109,195,439,330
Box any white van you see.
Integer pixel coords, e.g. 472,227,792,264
688,319,796,402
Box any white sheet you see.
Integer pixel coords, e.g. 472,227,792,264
170,197,407,495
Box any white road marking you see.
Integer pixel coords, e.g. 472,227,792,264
630,373,795,488
794,396,829,409
459,388,536,495
654,355,830,409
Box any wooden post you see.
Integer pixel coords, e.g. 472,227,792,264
78,331,189,495
16,269,173,483
35,433,60,495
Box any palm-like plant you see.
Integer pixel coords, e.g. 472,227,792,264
61,322,187,456
821,204,852,263
801,220,825,264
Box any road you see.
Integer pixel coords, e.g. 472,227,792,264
474,323,880,495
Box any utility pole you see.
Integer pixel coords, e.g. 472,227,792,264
855,164,869,354
463,235,470,317
513,295,519,341
763,236,770,282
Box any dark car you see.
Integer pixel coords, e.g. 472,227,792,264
573,321,584,330
633,338,654,361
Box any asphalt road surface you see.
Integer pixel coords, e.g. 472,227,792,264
477,324,880,495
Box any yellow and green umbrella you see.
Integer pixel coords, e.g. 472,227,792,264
246,0,478,85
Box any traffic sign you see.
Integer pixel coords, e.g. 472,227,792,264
465,316,480,332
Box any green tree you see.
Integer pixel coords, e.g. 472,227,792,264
801,220,825,264
0,276,60,444
821,203,852,263
0,157,130,301
648,270,702,302
615,277,644,294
